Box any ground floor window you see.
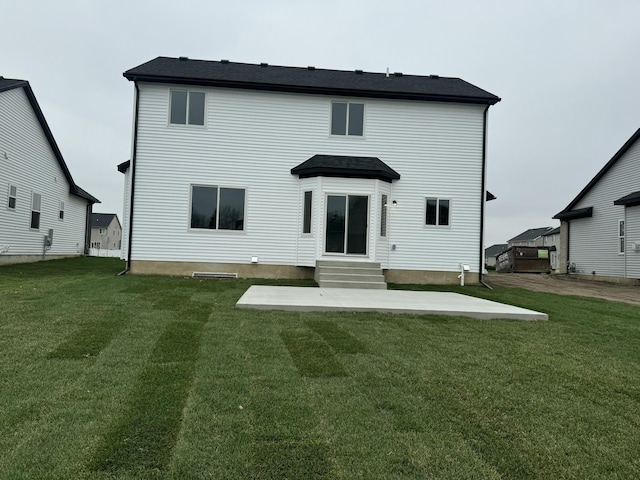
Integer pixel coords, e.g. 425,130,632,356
31,192,41,229
190,185,245,231
303,191,312,234
619,220,625,254
380,194,388,237
8,185,17,209
425,198,450,226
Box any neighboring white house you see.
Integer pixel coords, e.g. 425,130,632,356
89,213,122,257
120,56,500,284
554,128,640,282
0,78,99,265
541,226,560,271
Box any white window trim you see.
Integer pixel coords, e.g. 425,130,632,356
59,201,64,221
380,194,388,238
424,197,452,228
618,219,625,255
329,101,366,138
188,184,247,233
302,190,313,235
30,192,41,230
168,89,207,127
8,184,17,210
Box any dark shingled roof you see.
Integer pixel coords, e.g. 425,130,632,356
485,244,508,257
508,227,554,243
0,77,99,204
291,155,400,183
614,190,640,207
554,128,640,220
124,57,500,105
91,213,117,228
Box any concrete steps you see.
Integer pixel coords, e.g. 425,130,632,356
315,260,387,289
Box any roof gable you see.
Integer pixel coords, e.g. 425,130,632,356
554,128,640,219
124,57,500,106
91,213,118,228
0,77,99,204
508,227,553,243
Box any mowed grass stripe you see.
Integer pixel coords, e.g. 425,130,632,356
48,318,126,359
305,319,368,354
90,321,204,474
281,329,347,377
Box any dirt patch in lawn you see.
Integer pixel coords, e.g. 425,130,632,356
485,273,640,306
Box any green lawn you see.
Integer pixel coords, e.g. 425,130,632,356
0,257,638,479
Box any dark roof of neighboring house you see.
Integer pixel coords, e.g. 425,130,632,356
614,190,640,207
123,57,501,105
508,227,553,243
554,128,640,220
0,77,99,204
485,244,508,257
291,155,401,183
543,226,561,236
91,213,119,228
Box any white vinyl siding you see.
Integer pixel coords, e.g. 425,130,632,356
626,206,640,278
569,137,640,277
130,82,485,272
0,86,89,259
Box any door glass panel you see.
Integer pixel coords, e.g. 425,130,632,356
325,195,346,253
346,196,368,254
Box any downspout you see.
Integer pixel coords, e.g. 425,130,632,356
479,104,492,290
118,81,140,276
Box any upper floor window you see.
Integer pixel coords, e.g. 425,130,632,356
425,198,450,226
99,227,106,235
31,193,41,229
8,185,17,209
331,102,364,136
170,90,205,126
59,201,64,220
619,220,625,254
190,185,245,231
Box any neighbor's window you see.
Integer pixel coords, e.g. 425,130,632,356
190,185,245,230
425,198,450,226
380,194,388,237
170,90,205,125
331,102,364,136
31,192,41,229
619,220,625,254
59,201,64,220
8,185,17,209
99,227,106,234
303,191,312,234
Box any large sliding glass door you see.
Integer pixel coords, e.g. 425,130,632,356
325,195,368,255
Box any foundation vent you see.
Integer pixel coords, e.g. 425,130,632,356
192,272,238,279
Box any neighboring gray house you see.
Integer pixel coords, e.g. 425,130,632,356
485,243,507,268
90,213,122,250
507,227,554,247
1,78,99,265
120,56,500,284
554,128,640,281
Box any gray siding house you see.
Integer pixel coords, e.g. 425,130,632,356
1,78,99,265
120,57,500,284
90,213,122,250
554,128,640,281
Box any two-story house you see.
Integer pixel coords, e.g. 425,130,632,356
90,213,122,250
1,78,99,265
554,128,640,281
119,57,500,284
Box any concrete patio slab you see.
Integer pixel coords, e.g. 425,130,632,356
236,286,548,321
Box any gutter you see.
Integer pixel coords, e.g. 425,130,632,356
479,104,492,290
118,81,140,276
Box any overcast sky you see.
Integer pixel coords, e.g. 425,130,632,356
3,0,639,247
